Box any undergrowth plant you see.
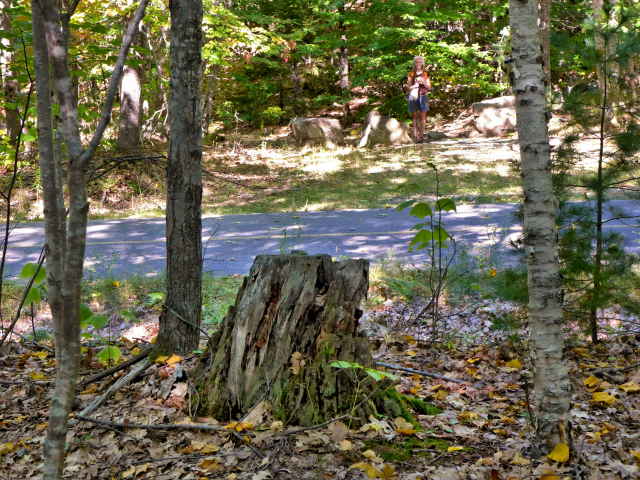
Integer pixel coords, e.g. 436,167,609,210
552,3,640,341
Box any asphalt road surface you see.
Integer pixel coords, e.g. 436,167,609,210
4,200,639,279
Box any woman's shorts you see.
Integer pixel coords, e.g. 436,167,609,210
408,93,429,113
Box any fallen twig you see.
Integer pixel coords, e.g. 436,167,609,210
375,361,470,384
70,359,152,427
79,347,151,386
0,378,53,385
74,414,264,458
276,414,357,437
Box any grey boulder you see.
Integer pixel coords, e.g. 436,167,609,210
290,117,344,148
473,96,516,137
358,110,412,147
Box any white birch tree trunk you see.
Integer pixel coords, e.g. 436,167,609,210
508,0,572,452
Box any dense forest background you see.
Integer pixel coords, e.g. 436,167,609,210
3,0,632,155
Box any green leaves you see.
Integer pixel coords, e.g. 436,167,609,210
23,287,41,305
20,263,46,285
85,314,109,330
97,346,122,364
409,203,433,219
145,293,165,307
120,309,139,323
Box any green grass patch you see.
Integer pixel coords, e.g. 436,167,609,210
363,437,449,462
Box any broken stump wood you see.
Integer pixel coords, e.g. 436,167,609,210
193,254,438,426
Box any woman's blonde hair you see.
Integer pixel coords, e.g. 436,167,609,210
411,56,425,74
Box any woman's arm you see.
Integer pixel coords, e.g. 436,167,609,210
424,74,432,91
408,75,419,91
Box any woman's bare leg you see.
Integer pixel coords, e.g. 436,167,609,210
412,111,419,141
419,111,427,140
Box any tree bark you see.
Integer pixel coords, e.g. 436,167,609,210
117,2,144,151
539,0,551,87
35,0,150,477
193,254,436,426
338,3,349,91
508,0,572,452
154,0,203,356
0,0,20,145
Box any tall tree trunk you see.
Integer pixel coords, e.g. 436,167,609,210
539,0,551,87
154,0,203,356
0,0,20,145
118,4,144,151
35,1,150,477
508,0,572,452
338,4,349,90
202,63,220,134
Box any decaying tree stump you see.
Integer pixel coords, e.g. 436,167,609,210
193,254,433,426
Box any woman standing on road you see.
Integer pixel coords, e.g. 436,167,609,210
408,56,432,144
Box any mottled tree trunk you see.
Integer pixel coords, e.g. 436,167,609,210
202,63,220,134
118,4,144,151
35,0,150,477
339,4,349,90
508,0,572,452
154,0,203,356
0,0,20,145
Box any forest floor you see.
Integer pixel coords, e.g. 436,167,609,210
1,283,640,480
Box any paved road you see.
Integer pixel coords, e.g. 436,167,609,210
4,200,639,278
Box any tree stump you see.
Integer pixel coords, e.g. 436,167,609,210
193,254,419,426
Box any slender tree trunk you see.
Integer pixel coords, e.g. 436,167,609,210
508,0,572,451
202,63,220,134
35,1,150,477
539,0,551,87
154,0,203,356
32,0,66,371
118,4,144,151
0,0,20,144
339,4,349,90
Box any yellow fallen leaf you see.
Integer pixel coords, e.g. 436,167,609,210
112,281,120,287
573,348,590,357
619,382,640,393
155,355,169,364
511,452,531,465
505,359,522,369
410,387,418,395
547,443,570,463
467,358,481,364
397,427,416,436
489,268,496,277
584,376,601,387
131,347,142,355
540,472,560,480
198,458,220,471
14,415,27,424
406,350,416,356
579,363,595,370
412,373,421,381
596,362,609,368
32,350,48,360
381,464,395,478
35,423,47,431
341,439,353,451
592,392,616,404
201,444,219,454
433,389,449,400
30,371,44,380
135,464,148,475
363,450,377,460
46,359,56,367
150,336,157,344
80,386,98,395
270,421,284,432
448,446,464,452
0,442,14,454
631,450,640,461
365,466,379,479
459,411,478,420
501,416,516,424
586,432,601,443
122,465,136,479
166,354,182,365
